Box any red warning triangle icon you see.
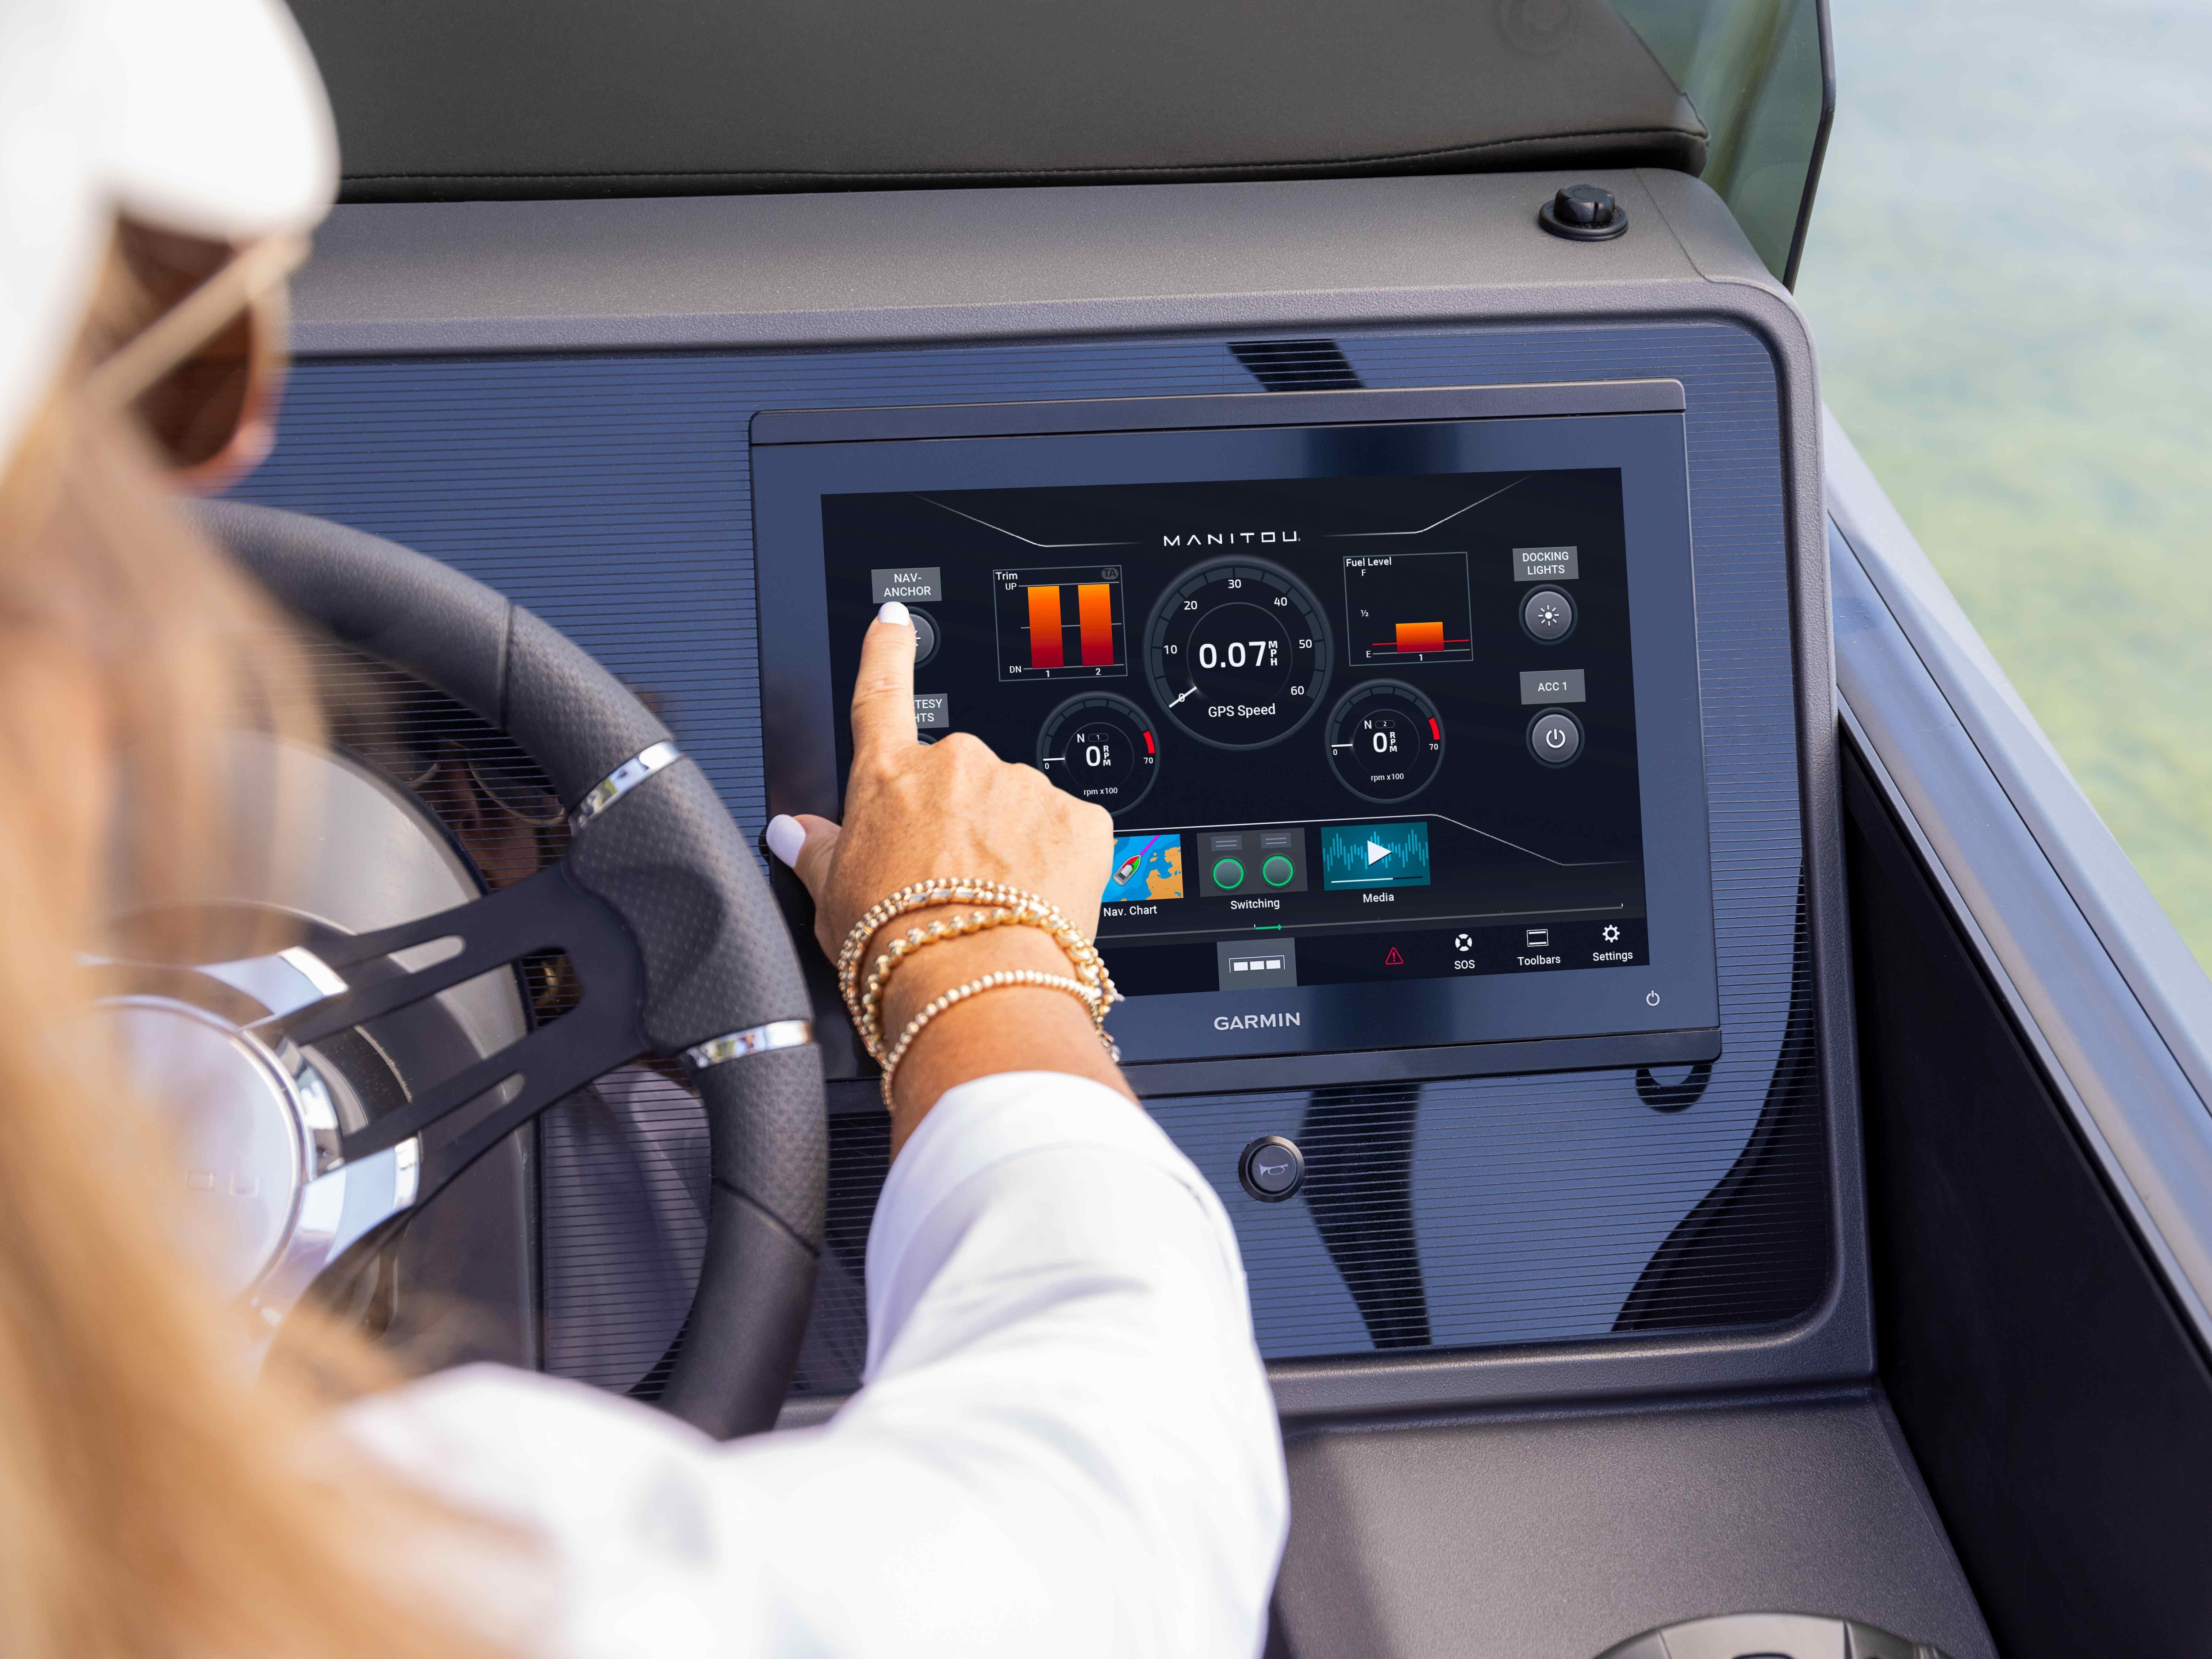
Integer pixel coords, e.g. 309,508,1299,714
1383,947,1405,965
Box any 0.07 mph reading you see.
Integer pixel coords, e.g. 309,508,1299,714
1143,558,1332,750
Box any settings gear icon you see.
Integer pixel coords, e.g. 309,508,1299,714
1601,924,1622,943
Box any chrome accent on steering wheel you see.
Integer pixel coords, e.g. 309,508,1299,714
569,739,684,832
200,945,349,1018
685,1018,814,1070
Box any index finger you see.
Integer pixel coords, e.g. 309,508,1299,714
849,601,918,759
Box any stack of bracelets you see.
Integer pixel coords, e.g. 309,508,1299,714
837,879,1122,1106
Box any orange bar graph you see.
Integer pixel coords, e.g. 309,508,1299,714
1395,620,1447,653
1027,585,1065,668
1077,583,1114,666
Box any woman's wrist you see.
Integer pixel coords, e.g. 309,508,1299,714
872,905,1131,1147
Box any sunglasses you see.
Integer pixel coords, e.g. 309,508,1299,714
87,227,308,483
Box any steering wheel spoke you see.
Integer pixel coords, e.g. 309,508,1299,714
264,864,623,1048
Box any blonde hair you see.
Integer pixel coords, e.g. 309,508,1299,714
0,237,507,1659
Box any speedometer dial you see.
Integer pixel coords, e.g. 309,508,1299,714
1143,558,1332,750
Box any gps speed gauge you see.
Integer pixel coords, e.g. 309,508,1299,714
1143,558,1332,750
1037,692,1161,814
1326,680,1445,802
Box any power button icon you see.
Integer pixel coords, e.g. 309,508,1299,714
1527,708,1584,767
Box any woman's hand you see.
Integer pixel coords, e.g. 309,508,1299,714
767,603,1133,1145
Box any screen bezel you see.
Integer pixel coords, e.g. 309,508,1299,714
753,382,1721,1093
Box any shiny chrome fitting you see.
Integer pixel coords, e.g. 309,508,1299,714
569,740,683,832
684,1018,814,1069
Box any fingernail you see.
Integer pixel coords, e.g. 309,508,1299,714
878,600,910,628
765,814,806,868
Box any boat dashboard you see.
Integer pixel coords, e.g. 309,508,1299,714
224,165,2031,1655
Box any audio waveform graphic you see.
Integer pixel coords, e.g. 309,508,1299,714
1319,821,1433,889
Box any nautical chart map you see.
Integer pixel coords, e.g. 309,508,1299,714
1106,834,1184,902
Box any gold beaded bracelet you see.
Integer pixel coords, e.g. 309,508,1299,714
838,879,1115,1062
878,968,1121,1107
856,906,1085,1062
837,879,1038,1014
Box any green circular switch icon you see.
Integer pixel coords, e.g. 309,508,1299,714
1262,854,1296,888
1212,857,1246,891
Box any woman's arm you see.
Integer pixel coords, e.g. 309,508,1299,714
769,602,1132,1151
354,601,1287,1659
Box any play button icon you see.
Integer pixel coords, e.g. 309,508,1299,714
1367,839,1391,865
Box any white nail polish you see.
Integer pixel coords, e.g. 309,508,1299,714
878,600,910,627
765,814,806,868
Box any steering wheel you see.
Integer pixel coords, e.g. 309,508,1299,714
185,500,826,1438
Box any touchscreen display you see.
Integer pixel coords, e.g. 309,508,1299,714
821,469,1646,1000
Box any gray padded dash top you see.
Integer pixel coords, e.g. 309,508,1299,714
283,0,1705,203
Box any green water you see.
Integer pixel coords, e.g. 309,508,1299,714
1794,0,2212,968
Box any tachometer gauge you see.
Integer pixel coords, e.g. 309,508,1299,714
1325,679,1445,802
1143,558,1332,750
1037,692,1161,814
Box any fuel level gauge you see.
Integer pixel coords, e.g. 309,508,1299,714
1326,680,1445,803
1038,692,1161,814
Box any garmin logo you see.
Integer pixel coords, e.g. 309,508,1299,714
1163,530,1301,547
1214,1011,1302,1031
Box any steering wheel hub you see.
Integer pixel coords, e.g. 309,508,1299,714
105,995,308,1298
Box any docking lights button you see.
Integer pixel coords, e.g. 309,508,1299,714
1521,586,1577,643
1528,708,1584,767
1239,1136,1306,1202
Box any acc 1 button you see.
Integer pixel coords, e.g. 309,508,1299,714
1238,1136,1306,1202
1527,707,1583,766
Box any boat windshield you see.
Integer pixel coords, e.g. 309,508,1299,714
1615,0,1835,284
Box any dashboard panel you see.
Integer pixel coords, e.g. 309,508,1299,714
235,170,1858,1420
754,389,1720,1076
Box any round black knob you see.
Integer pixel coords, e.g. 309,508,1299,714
1555,184,1615,226
1539,184,1629,242
1238,1136,1306,1202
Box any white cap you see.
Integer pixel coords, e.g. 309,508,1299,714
0,0,337,471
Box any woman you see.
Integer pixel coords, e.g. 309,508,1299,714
0,1,1287,1655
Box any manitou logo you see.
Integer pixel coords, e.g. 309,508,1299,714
1213,1012,1302,1031
1162,530,1301,547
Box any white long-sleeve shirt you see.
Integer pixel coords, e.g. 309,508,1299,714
349,1072,1290,1658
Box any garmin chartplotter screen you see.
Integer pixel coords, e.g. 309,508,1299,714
754,394,1719,1073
